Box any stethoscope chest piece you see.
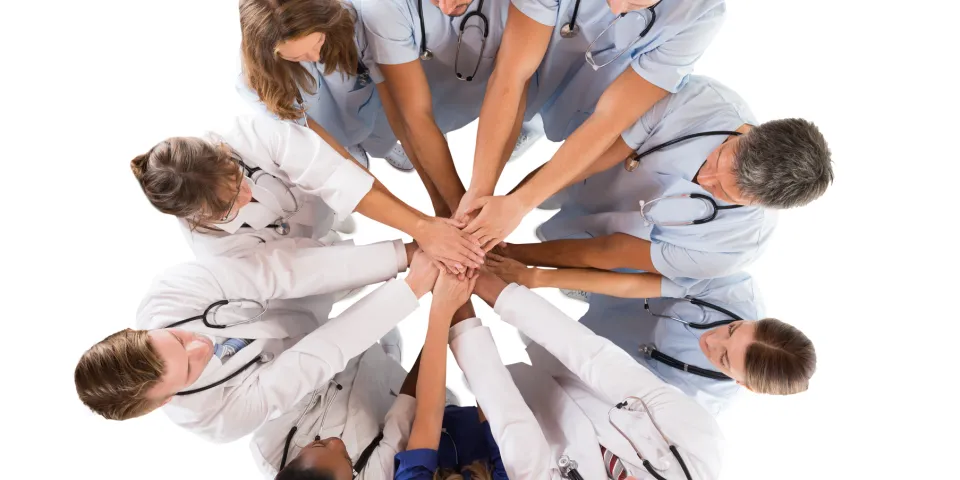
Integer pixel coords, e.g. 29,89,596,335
560,22,580,38
259,352,275,363
624,152,641,172
275,222,291,236
420,49,434,61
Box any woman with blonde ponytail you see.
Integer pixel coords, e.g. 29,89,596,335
236,0,414,171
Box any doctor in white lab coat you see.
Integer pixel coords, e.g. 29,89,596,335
130,114,485,272
74,240,436,446
470,270,723,480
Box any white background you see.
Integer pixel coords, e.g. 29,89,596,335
1,1,957,478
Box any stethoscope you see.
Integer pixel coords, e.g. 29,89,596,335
639,297,742,381
165,299,273,396
557,396,692,480
277,381,382,477
560,2,659,70
237,159,302,235
417,0,490,81
629,131,743,227
291,57,371,124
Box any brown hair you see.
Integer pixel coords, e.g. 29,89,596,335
240,0,359,120
74,329,167,421
743,318,817,395
130,136,242,229
433,461,493,480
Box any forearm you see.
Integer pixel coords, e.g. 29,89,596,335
508,234,655,271
408,307,453,449
402,115,466,212
306,117,356,164
532,268,662,298
399,351,423,397
471,71,529,195
354,182,428,238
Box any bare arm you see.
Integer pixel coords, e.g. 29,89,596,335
503,233,658,273
467,5,552,201
485,253,663,297
508,137,635,195
380,61,466,213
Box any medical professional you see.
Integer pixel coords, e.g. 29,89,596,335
74,242,436,442
457,0,727,246
355,0,541,220
236,0,413,171
131,114,485,273
471,269,723,479
486,254,817,415
495,76,834,281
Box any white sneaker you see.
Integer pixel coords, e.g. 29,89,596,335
510,124,544,162
383,142,414,172
560,288,589,303
332,215,356,234
346,145,370,169
380,327,403,364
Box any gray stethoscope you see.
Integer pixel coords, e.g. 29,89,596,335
558,396,692,480
560,2,659,70
639,297,741,381
237,159,302,235
631,131,743,227
165,299,272,396
417,0,489,81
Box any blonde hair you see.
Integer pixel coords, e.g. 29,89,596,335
433,461,493,480
744,318,817,395
74,329,167,420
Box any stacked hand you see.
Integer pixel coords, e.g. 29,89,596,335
413,217,486,275
404,249,441,297
432,270,478,316
484,253,536,288
455,194,529,252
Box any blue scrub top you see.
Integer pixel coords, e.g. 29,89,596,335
579,272,764,415
510,0,726,140
539,75,777,283
357,0,510,134
235,0,398,157
394,406,508,480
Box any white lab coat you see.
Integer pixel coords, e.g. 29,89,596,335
136,238,410,444
180,114,375,259
480,284,723,479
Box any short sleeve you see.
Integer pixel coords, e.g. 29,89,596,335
650,241,744,281
393,449,438,480
660,276,688,298
631,5,725,93
510,0,561,27
359,0,420,65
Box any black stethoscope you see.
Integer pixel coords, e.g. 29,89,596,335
166,299,272,396
639,297,742,381
417,0,490,81
236,159,302,235
557,395,693,480
560,2,658,69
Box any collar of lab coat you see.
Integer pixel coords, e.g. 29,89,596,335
340,345,405,461
177,311,320,340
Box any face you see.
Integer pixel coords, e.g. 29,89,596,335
216,175,253,224
430,0,473,17
276,32,326,63
607,0,658,15
699,320,757,387
288,437,354,480
144,329,215,404
695,136,753,206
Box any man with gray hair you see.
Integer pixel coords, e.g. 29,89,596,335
500,75,833,294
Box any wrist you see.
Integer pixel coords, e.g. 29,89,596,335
524,268,542,288
511,188,539,215
404,276,431,298
404,242,418,267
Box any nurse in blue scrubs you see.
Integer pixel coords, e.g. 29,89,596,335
236,0,413,171
485,254,818,416
457,0,726,245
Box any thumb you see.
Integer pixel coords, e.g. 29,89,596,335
463,195,492,215
438,217,466,228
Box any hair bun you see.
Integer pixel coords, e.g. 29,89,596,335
130,153,150,179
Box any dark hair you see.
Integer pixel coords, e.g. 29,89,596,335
74,329,166,420
734,118,833,209
744,318,817,395
130,136,242,229
275,460,338,480
241,0,359,120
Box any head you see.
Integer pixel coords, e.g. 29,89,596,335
240,0,359,120
696,119,833,208
433,461,493,480
130,137,253,229
429,0,474,17
74,328,215,420
699,318,816,395
276,437,353,480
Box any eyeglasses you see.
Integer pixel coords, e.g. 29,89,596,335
209,158,246,225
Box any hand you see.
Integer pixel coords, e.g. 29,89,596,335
607,0,659,15
461,195,529,251
485,253,536,287
432,270,478,315
453,188,483,225
473,268,508,307
404,250,440,298
413,217,485,275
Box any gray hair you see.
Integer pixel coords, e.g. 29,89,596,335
733,119,833,209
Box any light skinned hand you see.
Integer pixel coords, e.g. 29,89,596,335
453,188,483,225
404,249,440,298
414,216,486,275
460,195,527,252
485,253,534,287
432,270,478,314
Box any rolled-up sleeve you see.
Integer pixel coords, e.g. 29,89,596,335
510,0,561,27
650,241,745,281
631,5,725,93
360,0,420,65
